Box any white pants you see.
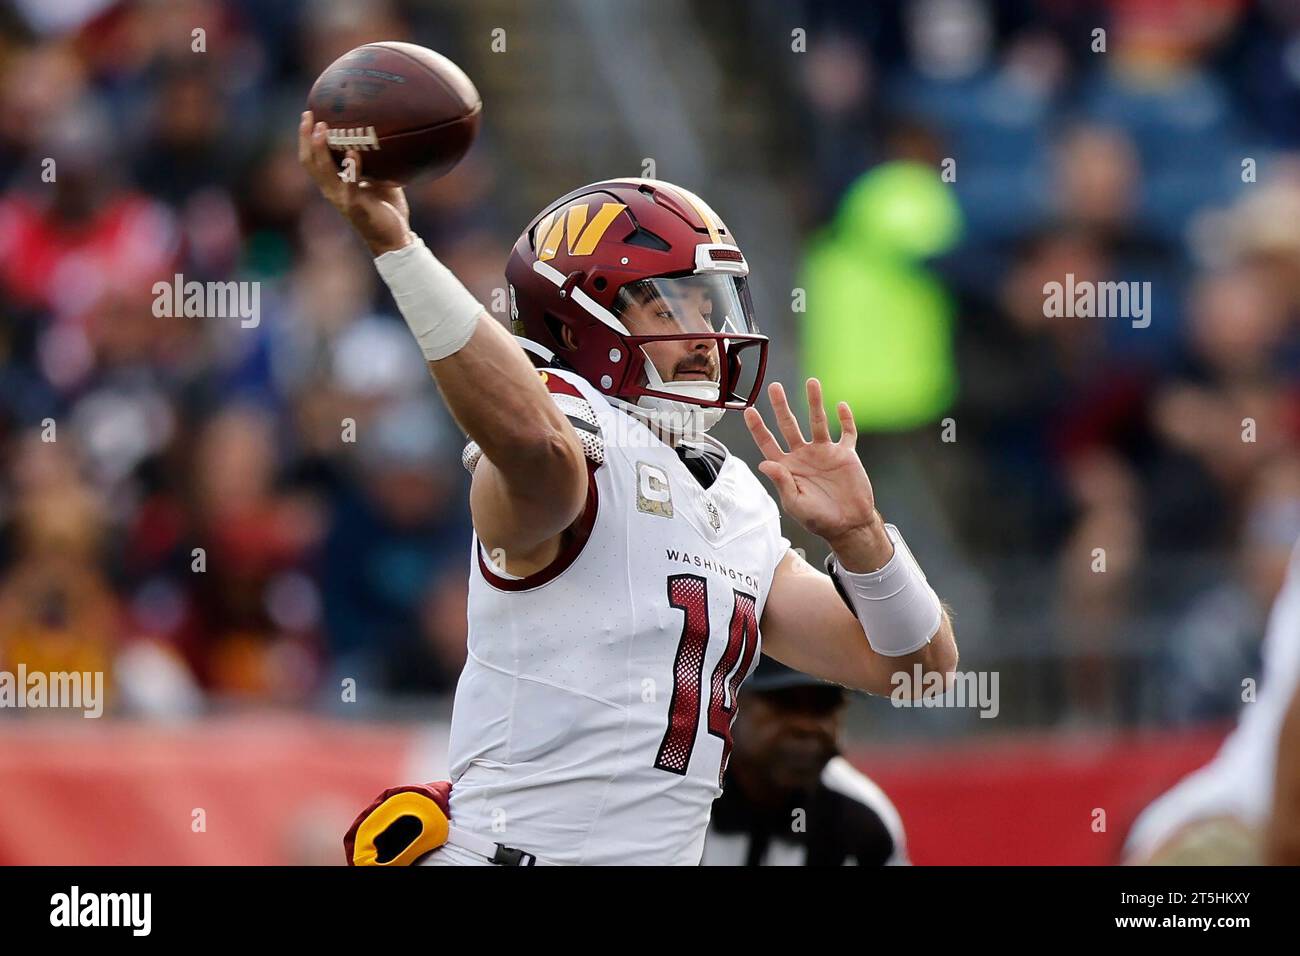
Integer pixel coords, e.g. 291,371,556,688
419,842,496,866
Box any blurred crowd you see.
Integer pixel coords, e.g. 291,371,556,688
786,0,1300,724
0,0,1297,727
0,0,498,713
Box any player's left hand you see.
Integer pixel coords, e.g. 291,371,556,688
744,379,879,550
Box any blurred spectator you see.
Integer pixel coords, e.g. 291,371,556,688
1162,455,1300,724
798,160,962,433
320,398,470,699
0,101,179,391
183,405,323,701
703,658,908,866
0,433,119,711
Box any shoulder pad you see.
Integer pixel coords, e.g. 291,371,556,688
462,385,606,475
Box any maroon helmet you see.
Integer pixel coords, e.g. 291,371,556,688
505,178,768,437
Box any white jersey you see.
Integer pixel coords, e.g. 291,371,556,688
445,367,790,865
1124,537,1300,859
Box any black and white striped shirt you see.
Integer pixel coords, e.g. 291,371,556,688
701,756,908,866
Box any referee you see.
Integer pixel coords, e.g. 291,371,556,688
701,657,908,866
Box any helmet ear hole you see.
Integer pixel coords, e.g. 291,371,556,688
545,314,576,350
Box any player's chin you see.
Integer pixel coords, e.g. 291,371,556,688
772,740,836,782
769,764,823,792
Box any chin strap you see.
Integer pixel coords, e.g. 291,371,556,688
630,353,727,440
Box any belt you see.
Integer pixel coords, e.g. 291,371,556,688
446,826,558,866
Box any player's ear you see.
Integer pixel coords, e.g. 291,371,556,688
560,325,578,350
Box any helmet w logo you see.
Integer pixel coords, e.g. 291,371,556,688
534,202,627,262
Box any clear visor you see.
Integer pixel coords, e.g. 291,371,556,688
612,274,765,407
612,274,759,339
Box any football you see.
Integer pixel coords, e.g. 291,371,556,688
306,41,481,185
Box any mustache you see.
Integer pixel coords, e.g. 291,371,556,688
674,355,718,378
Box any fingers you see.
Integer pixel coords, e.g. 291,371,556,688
310,121,339,183
806,377,831,443
297,111,313,168
743,406,785,462
768,381,807,448
757,460,798,502
836,401,857,448
298,112,326,178
300,113,344,196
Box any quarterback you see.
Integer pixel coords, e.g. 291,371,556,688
300,113,958,865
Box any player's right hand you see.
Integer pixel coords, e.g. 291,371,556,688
298,110,412,257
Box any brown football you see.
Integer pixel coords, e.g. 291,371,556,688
306,41,481,185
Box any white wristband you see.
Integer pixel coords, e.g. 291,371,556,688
373,235,483,361
828,524,942,657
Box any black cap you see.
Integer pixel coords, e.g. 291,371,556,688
745,656,840,693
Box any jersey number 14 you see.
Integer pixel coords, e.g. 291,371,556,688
654,574,759,785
